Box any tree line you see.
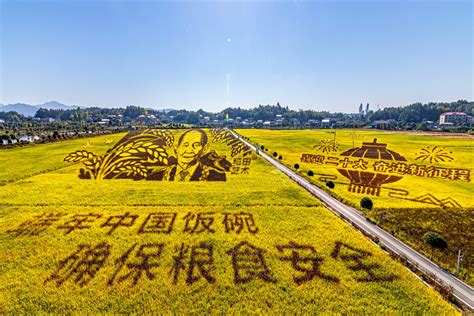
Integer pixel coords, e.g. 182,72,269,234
1,100,473,125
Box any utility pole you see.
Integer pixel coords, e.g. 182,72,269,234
456,249,464,277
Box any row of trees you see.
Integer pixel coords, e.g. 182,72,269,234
34,106,146,121
1,101,473,126
368,100,473,123
220,103,345,121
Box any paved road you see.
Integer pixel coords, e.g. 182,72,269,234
229,129,474,310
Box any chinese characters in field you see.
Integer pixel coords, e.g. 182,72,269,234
300,153,470,182
45,240,398,288
8,211,260,237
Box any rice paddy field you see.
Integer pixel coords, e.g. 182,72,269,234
0,129,459,313
236,128,474,285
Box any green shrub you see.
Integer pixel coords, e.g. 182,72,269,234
422,231,448,258
326,180,335,189
360,197,373,210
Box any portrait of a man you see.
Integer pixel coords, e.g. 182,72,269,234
147,129,231,181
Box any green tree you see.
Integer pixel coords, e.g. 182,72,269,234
124,105,146,119
416,122,429,131
422,231,448,259
360,197,373,210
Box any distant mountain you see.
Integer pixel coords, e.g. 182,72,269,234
0,103,39,116
39,101,76,110
0,101,78,116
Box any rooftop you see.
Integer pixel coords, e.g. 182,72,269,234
440,112,468,116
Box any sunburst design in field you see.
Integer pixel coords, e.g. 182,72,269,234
415,146,454,163
313,139,338,154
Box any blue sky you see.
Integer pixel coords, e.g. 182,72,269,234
1,0,472,112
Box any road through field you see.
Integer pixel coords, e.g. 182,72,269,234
229,129,474,310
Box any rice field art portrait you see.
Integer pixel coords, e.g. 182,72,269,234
64,129,252,182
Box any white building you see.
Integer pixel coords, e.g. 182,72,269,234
439,112,472,125
321,119,331,127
